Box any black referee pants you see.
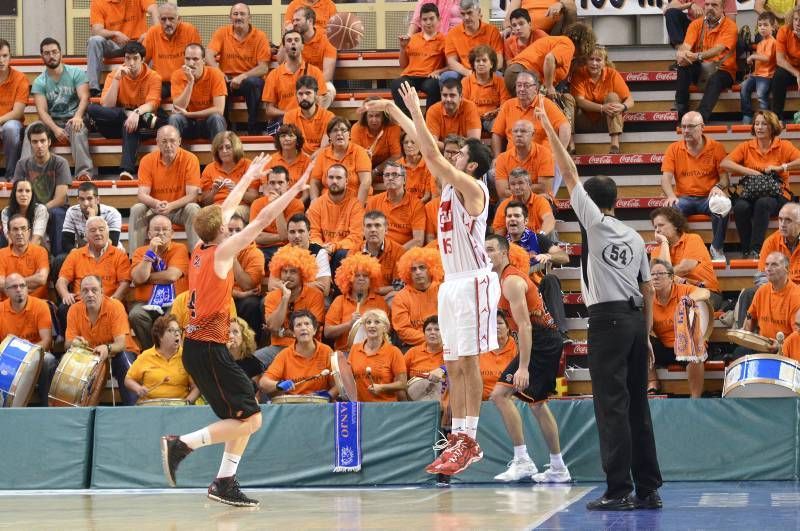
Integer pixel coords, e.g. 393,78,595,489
587,302,663,499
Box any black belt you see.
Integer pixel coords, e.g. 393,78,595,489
588,298,642,313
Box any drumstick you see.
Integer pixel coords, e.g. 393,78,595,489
355,293,364,314
367,130,384,156
366,366,376,388
291,369,331,386
777,332,785,355
145,377,170,396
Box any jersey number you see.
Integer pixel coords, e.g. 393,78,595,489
608,246,627,263
188,289,197,319
442,237,453,255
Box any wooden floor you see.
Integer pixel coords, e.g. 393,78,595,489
0,485,592,530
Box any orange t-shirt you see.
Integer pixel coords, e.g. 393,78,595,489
445,22,504,68
493,193,552,234
263,285,326,347
200,158,255,205
138,148,201,203
748,281,800,339
753,35,777,78
170,66,227,113
758,232,800,284
400,156,433,201
284,0,337,32
0,244,49,300
511,35,574,84
479,338,517,400
492,95,567,150
208,25,270,76
267,151,312,185
234,243,265,292
727,138,800,200
504,29,549,62
186,244,233,342
402,32,447,77
261,61,328,110
405,343,445,378
522,0,559,33
683,17,738,77
391,283,440,346
346,240,405,289
130,242,189,302
777,25,800,69
425,99,481,140
461,73,511,116
60,245,131,297
570,66,631,122
671,232,720,293
0,296,52,345
90,0,155,39
302,29,337,72
349,341,407,402
351,123,402,167
494,144,554,186
324,292,390,351
366,192,426,246
101,64,161,109
249,195,305,248
310,143,372,196
265,340,334,395
66,296,139,353
782,330,800,362
143,21,202,80
0,68,29,116
661,136,727,197
307,191,365,250
283,106,335,155
425,197,440,238
652,283,698,348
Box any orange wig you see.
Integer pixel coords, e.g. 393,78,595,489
268,245,318,283
397,247,444,286
335,253,383,295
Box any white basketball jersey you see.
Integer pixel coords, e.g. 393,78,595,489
437,182,491,276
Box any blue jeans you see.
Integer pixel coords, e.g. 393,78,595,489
226,76,265,135
740,75,771,118
47,205,67,257
677,195,728,250
2,119,22,179
86,104,149,174
111,350,138,406
168,113,226,141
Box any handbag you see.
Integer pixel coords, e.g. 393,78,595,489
738,171,783,200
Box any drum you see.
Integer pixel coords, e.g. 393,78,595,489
726,329,775,352
406,376,443,401
138,398,187,406
49,343,109,407
346,318,367,348
271,395,329,404
330,351,358,402
723,354,800,398
0,335,43,407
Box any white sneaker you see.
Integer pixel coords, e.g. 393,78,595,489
532,465,572,483
710,246,726,262
493,457,538,482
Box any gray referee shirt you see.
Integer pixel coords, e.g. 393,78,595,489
571,183,651,307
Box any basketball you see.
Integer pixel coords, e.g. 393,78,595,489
327,12,364,50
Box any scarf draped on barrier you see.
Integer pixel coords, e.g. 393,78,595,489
141,249,175,313
674,296,707,363
333,401,362,472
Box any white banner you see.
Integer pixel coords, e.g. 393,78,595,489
577,0,755,16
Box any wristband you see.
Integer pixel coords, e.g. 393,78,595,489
622,103,628,112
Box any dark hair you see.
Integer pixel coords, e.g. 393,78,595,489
298,6,317,24
420,2,441,17
290,309,318,329
0,39,10,53
505,199,528,218
7,179,41,230
359,96,390,127
77,181,99,196
469,44,498,73
443,134,466,148
508,8,531,23
583,175,617,210
7,213,29,231
422,314,439,330
283,29,302,45
185,42,206,58
485,233,509,251
151,314,180,349
269,165,289,180
296,74,319,93
123,41,146,58
276,122,305,152
26,122,51,142
757,11,777,25
39,37,61,54
496,308,510,326
440,77,463,94
649,206,689,235
229,212,246,225
326,116,350,135
364,210,387,223
464,138,492,177
287,212,311,231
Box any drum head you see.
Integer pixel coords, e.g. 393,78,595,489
726,329,774,351
0,335,43,407
331,351,358,402
346,318,366,349
138,398,187,406
406,376,442,401
272,394,329,404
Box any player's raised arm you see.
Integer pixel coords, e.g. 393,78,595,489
220,153,272,224
535,97,580,194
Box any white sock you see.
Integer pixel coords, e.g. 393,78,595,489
451,417,466,435
180,428,211,450
513,445,528,460
217,452,241,478
550,453,566,470
465,416,480,439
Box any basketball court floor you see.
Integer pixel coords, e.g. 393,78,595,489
1,481,798,530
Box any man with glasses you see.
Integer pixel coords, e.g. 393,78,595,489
142,3,201,98
128,215,189,350
25,37,93,182
494,119,554,199
128,125,202,251
168,43,227,141
661,111,729,261
366,162,425,250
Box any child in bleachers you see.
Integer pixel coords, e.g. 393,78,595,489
741,12,778,124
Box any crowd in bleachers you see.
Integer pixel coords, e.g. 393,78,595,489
6,0,800,406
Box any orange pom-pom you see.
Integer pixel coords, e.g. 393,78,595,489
268,245,318,284
334,253,383,295
397,247,444,286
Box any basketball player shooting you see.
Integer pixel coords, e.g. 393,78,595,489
364,82,500,476
161,154,310,507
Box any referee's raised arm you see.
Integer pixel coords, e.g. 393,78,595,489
534,96,580,194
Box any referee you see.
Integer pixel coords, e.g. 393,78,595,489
536,100,663,510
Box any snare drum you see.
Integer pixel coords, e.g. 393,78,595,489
726,329,775,352
0,335,43,407
330,351,358,402
723,354,800,398
271,394,329,404
138,398,187,406
406,376,443,401
49,344,108,407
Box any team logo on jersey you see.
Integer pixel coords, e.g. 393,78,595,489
601,242,634,269
439,200,453,232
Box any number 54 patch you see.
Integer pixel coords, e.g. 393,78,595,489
602,242,634,269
